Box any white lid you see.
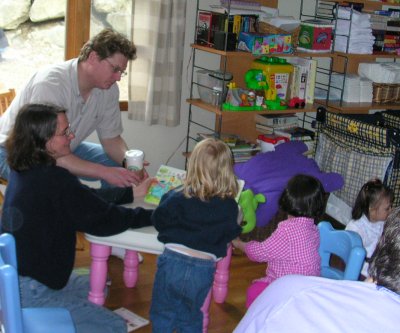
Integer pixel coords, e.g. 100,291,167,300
125,149,144,158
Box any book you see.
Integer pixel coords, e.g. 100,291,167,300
144,165,186,205
255,122,298,134
284,57,318,104
113,307,149,332
197,132,240,147
254,113,298,127
197,11,213,46
273,126,315,141
235,179,245,202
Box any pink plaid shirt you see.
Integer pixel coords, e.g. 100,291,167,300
245,217,321,285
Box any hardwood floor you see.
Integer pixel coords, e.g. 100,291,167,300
74,239,265,333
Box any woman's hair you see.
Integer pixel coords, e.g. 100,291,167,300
79,28,137,62
183,138,238,201
278,174,326,219
6,103,66,171
368,206,400,294
351,178,393,220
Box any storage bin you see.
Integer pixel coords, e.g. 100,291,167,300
257,21,300,48
196,70,233,105
237,32,292,55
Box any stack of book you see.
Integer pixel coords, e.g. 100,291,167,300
197,132,240,147
255,113,299,134
255,113,315,152
197,132,260,163
283,57,318,105
231,142,261,163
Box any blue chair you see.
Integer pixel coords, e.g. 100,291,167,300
318,221,366,280
0,233,76,333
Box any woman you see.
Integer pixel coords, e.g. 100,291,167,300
0,103,153,333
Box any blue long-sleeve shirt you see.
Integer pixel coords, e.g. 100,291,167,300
1,165,153,290
152,190,242,258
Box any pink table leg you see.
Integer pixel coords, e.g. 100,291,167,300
123,250,139,288
201,289,212,333
212,243,232,304
88,243,111,305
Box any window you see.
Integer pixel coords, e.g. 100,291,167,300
66,0,131,108
0,0,130,109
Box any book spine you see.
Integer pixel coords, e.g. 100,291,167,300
233,15,242,35
254,115,298,126
256,122,297,133
289,65,299,99
305,59,317,104
197,11,213,46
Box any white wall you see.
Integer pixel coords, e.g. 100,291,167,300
87,0,304,176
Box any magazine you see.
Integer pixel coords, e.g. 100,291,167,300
144,165,186,205
144,165,244,206
113,307,149,332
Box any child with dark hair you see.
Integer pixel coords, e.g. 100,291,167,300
233,174,325,308
346,178,393,278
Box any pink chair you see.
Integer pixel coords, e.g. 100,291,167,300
85,199,233,332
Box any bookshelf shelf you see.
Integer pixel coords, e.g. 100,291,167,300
185,0,325,161
185,0,400,163
187,98,317,115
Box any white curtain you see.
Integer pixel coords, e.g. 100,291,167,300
128,0,187,126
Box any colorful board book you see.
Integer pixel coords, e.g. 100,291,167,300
144,165,186,205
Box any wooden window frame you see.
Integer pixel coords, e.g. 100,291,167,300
65,0,128,110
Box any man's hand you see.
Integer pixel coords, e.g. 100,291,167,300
102,166,149,187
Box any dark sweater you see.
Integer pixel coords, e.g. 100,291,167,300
0,165,153,290
151,190,242,258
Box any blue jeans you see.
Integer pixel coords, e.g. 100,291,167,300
19,273,126,333
150,248,216,333
0,142,118,187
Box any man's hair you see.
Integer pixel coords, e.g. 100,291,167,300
369,206,400,294
78,28,137,62
183,138,238,201
6,103,66,171
279,174,326,219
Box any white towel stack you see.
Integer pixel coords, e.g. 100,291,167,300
360,78,373,103
329,73,372,103
358,62,400,83
334,7,375,54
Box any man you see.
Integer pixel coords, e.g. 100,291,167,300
234,208,400,333
0,28,143,187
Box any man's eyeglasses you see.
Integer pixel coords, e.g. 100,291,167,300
56,124,73,138
104,58,128,77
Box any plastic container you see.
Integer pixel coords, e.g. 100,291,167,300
197,70,233,105
251,56,293,101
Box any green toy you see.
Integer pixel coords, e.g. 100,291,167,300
238,189,266,234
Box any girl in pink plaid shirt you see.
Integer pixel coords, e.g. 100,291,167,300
233,174,325,308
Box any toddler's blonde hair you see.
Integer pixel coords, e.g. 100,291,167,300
183,138,238,201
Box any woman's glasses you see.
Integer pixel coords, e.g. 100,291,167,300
56,124,73,137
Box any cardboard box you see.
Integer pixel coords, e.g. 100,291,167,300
237,32,292,55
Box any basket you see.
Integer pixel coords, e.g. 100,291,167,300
257,21,300,48
372,83,400,104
